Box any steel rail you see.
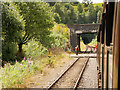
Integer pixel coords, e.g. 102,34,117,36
73,58,89,90
47,57,80,90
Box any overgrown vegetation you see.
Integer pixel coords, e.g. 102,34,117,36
1,0,102,88
1,49,68,88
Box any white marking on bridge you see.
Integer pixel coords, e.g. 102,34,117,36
70,53,97,58
75,30,98,34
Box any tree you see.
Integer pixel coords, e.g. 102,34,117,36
2,2,54,61
64,3,77,24
54,13,61,24
53,3,66,23
53,2,77,24
15,2,54,53
95,5,102,23
77,3,84,24
88,4,96,23
77,3,83,13
76,2,103,24
48,2,56,6
2,2,25,61
97,10,102,23
82,0,93,7
95,5,102,14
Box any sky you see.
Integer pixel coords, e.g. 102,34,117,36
78,0,104,3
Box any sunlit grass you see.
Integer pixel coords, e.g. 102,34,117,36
1,58,42,88
0,49,69,88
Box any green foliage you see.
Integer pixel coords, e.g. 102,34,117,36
53,3,77,24
1,59,43,88
68,2,102,24
59,2,103,24
22,23,70,59
51,23,70,48
0,51,67,88
88,4,97,23
2,42,17,62
93,3,103,7
16,2,54,47
48,2,56,6
2,3,24,42
36,30,55,49
77,10,86,24
2,2,25,62
2,2,54,62
54,13,61,24
97,10,102,23
82,0,93,7
23,39,48,58
77,3,83,13
76,2,102,24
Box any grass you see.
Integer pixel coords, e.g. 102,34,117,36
0,48,69,88
1,59,41,88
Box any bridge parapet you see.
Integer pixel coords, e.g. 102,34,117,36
67,24,100,34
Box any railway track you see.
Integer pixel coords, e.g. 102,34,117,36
47,57,89,89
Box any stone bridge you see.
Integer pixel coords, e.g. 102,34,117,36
67,24,100,52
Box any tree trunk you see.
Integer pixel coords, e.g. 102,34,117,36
17,43,24,60
18,43,23,52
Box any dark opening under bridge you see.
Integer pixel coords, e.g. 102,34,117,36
67,24,100,52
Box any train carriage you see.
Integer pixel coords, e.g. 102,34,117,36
97,0,120,89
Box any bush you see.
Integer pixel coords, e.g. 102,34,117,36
0,48,66,88
1,58,43,88
2,42,17,63
23,40,48,58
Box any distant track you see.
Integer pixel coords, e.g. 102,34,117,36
47,57,89,89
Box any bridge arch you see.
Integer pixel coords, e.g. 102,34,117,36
67,24,100,52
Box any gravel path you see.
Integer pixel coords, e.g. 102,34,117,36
26,57,77,88
52,58,88,88
78,58,98,88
